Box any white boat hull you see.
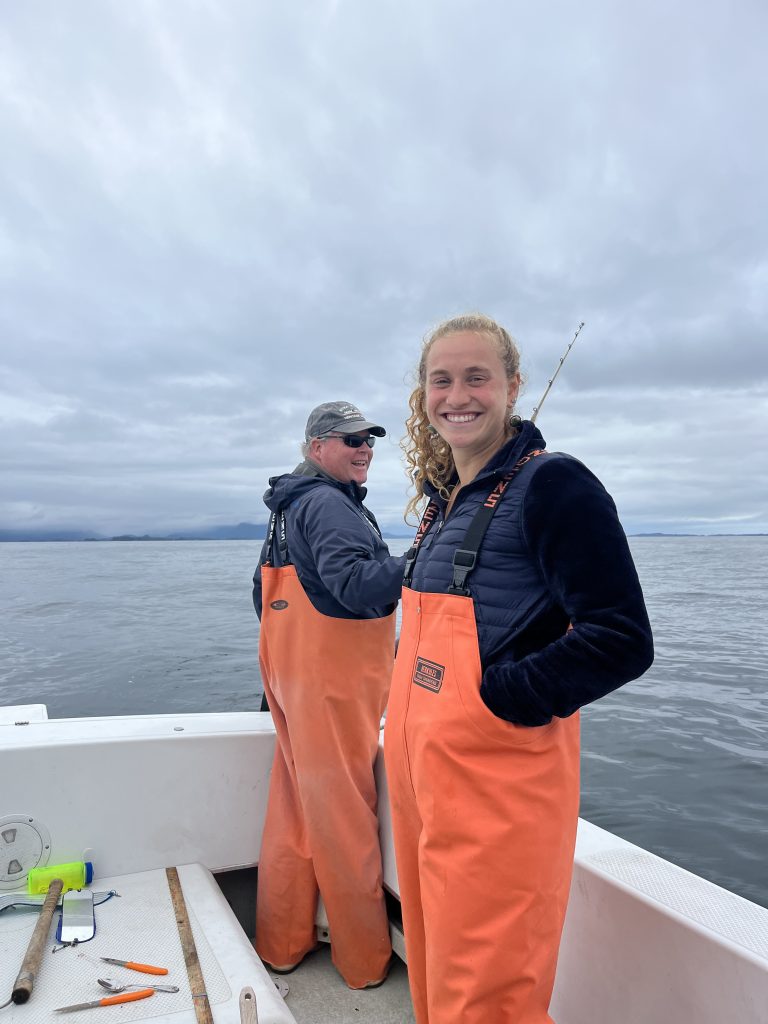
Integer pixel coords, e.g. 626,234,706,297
1,708,766,1022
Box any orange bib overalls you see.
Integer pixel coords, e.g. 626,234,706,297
256,513,395,989
384,458,580,1023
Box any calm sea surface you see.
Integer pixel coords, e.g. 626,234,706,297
1,537,766,909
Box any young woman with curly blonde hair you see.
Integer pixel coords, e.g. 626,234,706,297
384,313,653,1023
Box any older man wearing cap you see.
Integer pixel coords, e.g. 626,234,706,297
252,401,405,990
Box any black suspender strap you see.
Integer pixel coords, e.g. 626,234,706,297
265,511,291,566
448,448,546,596
276,512,289,563
403,500,441,588
265,512,277,555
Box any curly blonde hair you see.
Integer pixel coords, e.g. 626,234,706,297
402,313,522,522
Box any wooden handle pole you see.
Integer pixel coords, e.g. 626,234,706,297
12,877,64,1004
166,867,213,1024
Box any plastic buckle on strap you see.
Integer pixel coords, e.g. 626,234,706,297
403,556,416,589
448,549,476,595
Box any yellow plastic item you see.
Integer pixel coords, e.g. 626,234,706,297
27,861,93,894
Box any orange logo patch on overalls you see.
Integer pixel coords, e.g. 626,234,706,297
413,657,444,693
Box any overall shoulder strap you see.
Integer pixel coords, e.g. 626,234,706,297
402,500,441,588
264,511,292,566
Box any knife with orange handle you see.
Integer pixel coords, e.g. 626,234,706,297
99,958,168,975
55,989,155,1012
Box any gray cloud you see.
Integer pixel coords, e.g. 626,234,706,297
1,0,767,535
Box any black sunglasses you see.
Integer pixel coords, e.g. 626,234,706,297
321,433,376,448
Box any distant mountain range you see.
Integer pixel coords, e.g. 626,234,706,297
0,523,267,542
0,522,417,542
630,532,766,537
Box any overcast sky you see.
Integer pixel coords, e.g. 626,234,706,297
2,0,766,536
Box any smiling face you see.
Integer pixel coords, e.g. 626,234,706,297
424,330,520,470
309,432,374,485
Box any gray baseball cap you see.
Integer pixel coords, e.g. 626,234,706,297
304,401,386,440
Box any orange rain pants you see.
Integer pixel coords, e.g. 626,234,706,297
255,564,394,989
384,586,580,1023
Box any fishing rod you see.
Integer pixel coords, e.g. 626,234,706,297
530,321,585,423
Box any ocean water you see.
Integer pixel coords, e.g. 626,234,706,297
1,537,766,909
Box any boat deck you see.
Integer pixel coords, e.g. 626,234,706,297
0,862,415,1024
273,945,415,1023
